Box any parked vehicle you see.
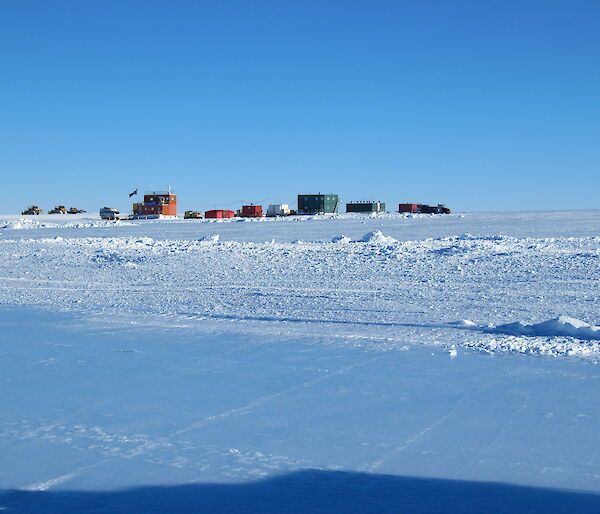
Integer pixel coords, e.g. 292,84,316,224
21,205,43,215
184,210,203,219
100,207,120,220
399,203,451,214
68,207,86,214
48,205,67,214
419,204,451,214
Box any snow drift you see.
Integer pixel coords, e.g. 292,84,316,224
490,316,600,340
359,231,397,244
331,235,351,244
199,234,220,243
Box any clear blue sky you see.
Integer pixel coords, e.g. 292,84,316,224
1,0,598,213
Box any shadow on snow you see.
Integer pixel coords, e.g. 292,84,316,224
2,470,599,513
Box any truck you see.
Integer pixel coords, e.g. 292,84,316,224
21,206,43,215
48,205,67,214
100,207,121,220
184,211,203,219
399,203,451,214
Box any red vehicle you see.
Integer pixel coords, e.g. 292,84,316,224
240,205,263,217
205,209,236,219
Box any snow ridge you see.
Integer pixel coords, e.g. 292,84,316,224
1,224,600,360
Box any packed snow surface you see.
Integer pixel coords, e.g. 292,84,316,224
1,211,600,511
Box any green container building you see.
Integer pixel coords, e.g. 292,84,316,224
297,194,339,214
346,201,386,213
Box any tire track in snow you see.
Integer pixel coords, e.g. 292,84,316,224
20,461,108,491
174,311,456,331
450,394,528,478
172,356,382,436
366,395,465,472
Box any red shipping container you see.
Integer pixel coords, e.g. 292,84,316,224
399,203,418,213
240,205,263,217
205,210,236,219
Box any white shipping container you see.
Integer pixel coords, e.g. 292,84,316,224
267,204,290,216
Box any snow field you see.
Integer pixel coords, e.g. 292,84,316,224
2,211,600,506
2,307,600,495
1,228,599,358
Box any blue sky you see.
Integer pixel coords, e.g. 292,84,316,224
1,0,598,213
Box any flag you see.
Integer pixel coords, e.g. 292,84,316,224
129,189,138,198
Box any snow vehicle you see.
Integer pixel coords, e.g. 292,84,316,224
68,207,86,214
99,207,120,220
419,204,451,214
48,205,67,214
21,205,43,215
399,203,451,214
184,211,203,219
